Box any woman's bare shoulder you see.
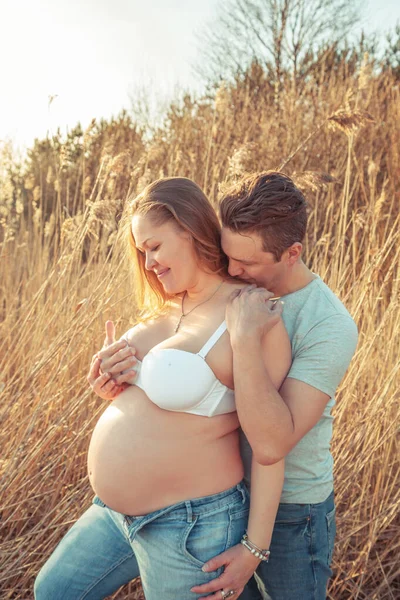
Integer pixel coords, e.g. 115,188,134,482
215,281,250,310
120,316,164,345
120,321,145,344
222,280,250,295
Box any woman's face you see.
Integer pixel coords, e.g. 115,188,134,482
131,213,200,294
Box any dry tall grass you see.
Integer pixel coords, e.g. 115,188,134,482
0,56,399,599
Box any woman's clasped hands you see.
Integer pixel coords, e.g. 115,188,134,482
87,320,138,400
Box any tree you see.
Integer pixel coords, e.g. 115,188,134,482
384,23,400,79
195,0,361,97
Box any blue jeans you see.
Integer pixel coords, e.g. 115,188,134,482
34,481,250,600
240,490,336,600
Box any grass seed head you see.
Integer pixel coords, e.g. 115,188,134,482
327,109,375,136
292,171,337,192
227,143,255,178
358,53,372,92
215,81,230,114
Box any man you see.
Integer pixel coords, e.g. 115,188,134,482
193,171,358,600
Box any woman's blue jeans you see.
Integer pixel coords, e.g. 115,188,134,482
34,481,250,600
239,491,336,600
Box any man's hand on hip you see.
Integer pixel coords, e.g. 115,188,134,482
190,543,260,600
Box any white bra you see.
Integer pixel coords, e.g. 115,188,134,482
120,321,235,418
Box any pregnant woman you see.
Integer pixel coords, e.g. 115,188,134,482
34,177,291,600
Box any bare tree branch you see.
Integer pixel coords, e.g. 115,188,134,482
194,0,361,90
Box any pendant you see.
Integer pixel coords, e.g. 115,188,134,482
175,314,184,333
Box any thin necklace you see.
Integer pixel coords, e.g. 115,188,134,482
174,281,224,333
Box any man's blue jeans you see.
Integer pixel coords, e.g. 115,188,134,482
240,491,336,600
34,482,250,600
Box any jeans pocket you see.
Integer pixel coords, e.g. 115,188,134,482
275,501,311,525
181,510,230,569
272,507,311,554
325,506,336,565
227,503,250,546
275,515,310,525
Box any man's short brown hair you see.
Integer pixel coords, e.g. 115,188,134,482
219,171,308,261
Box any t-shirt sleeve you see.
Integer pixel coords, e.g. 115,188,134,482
287,314,358,398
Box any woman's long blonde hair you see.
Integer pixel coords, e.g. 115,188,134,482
125,177,229,320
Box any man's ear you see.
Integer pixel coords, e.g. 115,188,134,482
285,242,302,265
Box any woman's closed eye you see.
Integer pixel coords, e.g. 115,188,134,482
138,244,160,255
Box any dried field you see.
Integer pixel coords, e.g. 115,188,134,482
0,57,399,598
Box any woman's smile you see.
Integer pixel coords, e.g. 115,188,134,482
155,268,170,279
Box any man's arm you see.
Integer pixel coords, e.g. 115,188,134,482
190,305,290,600
227,286,358,465
232,341,330,464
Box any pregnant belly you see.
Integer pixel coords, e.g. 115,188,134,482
87,386,242,515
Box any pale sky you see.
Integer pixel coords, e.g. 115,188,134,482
0,0,399,150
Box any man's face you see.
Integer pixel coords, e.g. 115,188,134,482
221,227,288,293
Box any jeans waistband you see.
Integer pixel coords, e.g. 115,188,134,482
189,480,248,509
148,480,248,521
118,481,248,539
94,480,249,529
275,489,335,521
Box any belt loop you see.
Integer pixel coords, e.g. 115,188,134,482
185,501,193,523
124,515,133,527
237,482,246,505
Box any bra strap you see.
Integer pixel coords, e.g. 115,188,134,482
198,321,227,359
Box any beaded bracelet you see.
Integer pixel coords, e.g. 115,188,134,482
240,533,271,562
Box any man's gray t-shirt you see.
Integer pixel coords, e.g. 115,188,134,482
240,275,358,504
